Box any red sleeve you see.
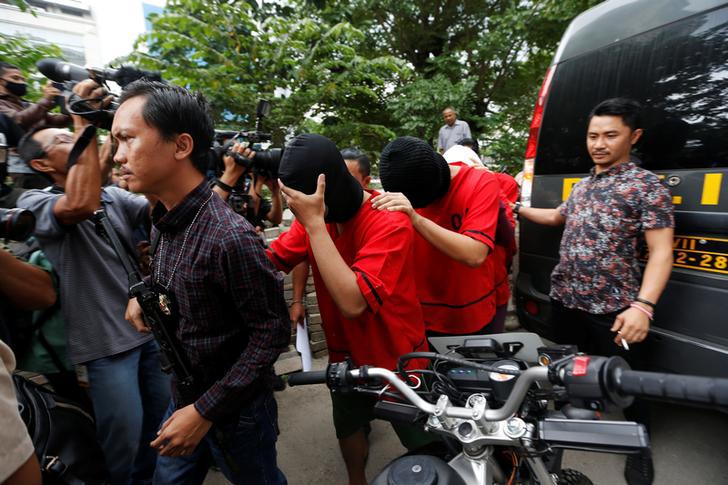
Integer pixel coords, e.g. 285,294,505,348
266,220,308,272
495,173,519,204
459,172,500,251
351,213,414,315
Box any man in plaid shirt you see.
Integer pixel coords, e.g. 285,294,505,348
118,80,290,485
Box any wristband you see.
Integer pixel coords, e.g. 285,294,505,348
634,297,656,309
214,178,234,193
629,302,653,321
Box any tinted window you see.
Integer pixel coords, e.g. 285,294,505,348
536,6,728,175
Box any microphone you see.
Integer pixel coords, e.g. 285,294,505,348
37,58,89,83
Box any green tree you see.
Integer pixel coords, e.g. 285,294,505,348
127,0,600,173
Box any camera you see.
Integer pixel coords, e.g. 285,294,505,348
0,208,35,241
211,100,283,180
37,58,162,130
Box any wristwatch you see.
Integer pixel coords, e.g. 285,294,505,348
513,201,522,216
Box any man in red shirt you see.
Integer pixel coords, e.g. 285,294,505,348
267,134,428,485
372,136,501,337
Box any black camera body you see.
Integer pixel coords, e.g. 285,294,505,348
37,59,162,130
211,100,282,180
0,208,35,241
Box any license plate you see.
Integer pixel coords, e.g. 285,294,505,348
672,236,728,275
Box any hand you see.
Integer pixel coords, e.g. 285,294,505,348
289,301,305,330
611,306,650,346
370,192,415,219
42,82,61,101
70,79,112,126
279,174,326,231
150,404,212,457
221,142,251,183
125,297,150,333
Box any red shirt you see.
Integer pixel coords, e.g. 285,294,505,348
267,191,426,370
414,166,500,334
494,174,519,306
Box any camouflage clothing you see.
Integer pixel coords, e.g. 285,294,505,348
550,160,674,314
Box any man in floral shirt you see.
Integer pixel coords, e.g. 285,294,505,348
515,98,674,485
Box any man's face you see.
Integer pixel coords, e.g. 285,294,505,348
586,115,642,169
0,68,25,95
111,96,178,194
30,128,75,177
443,109,457,126
345,160,370,188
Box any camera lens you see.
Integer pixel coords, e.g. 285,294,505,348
0,208,36,241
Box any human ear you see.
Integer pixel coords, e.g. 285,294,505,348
174,133,194,161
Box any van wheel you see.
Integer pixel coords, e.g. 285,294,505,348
557,468,594,485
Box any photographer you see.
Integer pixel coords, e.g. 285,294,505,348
118,81,289,484
16,79,171,485
0,61,71,189
212,142,283,231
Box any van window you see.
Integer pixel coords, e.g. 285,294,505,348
535,6,728,175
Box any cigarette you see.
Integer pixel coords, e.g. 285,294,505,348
620,336,630,351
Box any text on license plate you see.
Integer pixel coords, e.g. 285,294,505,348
672,236,728,275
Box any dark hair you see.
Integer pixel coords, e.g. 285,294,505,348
118,80,214,173
340,147,371,177
0,61,20,77
588,97,643,131
456,137,479,156
18,125,53,163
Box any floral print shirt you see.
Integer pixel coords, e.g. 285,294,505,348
550,160,674,314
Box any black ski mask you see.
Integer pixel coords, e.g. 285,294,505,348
278,134,363,223
379,136,451,208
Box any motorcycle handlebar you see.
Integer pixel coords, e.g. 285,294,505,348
287,370,328,386
614,368,728,410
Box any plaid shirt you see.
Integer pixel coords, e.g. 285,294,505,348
151,180,290,422
550,160,674,314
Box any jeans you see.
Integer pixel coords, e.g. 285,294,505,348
86,339,171,485
153,391,287,485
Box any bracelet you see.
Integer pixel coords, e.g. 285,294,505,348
288,299,304,307
634,297,656,309
629,302,653,321
214,178,234,193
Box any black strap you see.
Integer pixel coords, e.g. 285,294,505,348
65,125,97,170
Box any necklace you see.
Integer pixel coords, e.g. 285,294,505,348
154,193,214,314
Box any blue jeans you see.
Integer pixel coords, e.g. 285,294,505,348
86,339,171,485
153,392,287,485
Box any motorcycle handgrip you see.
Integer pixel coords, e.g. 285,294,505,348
616,369,728,409
287,370,328,386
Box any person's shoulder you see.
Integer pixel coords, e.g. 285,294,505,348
103,186,147,204
457,119,470,127
17,187,58,206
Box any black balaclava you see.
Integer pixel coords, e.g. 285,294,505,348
379,136,451,208
278,133,363,223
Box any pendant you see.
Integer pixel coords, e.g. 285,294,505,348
158,293,172,316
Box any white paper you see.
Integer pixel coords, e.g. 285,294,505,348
295,316,313,371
